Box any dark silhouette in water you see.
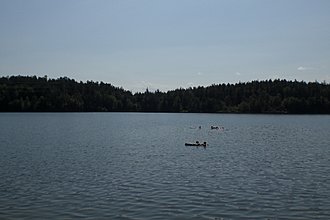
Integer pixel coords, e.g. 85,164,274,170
185,141,207,148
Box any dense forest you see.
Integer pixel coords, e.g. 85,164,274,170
0,75,329,113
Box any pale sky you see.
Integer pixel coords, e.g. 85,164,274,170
1,0,330,92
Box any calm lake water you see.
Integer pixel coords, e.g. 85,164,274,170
0,113,330,219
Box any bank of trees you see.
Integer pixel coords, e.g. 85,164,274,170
0,75,329,113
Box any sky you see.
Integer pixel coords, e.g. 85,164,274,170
1,0,330,92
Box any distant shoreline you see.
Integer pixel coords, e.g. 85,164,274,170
1,75,329,114
1,112,329,115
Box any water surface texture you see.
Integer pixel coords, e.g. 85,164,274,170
0,113,330,219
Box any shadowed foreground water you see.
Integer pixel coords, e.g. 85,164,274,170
0,113,330,219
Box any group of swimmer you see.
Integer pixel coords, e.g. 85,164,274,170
186,125,224,148
191,125,224,130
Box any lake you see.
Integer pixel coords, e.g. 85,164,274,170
0,113,329,219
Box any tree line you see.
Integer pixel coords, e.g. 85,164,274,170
0,75,329,113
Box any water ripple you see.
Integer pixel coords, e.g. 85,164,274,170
0,113,329,219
